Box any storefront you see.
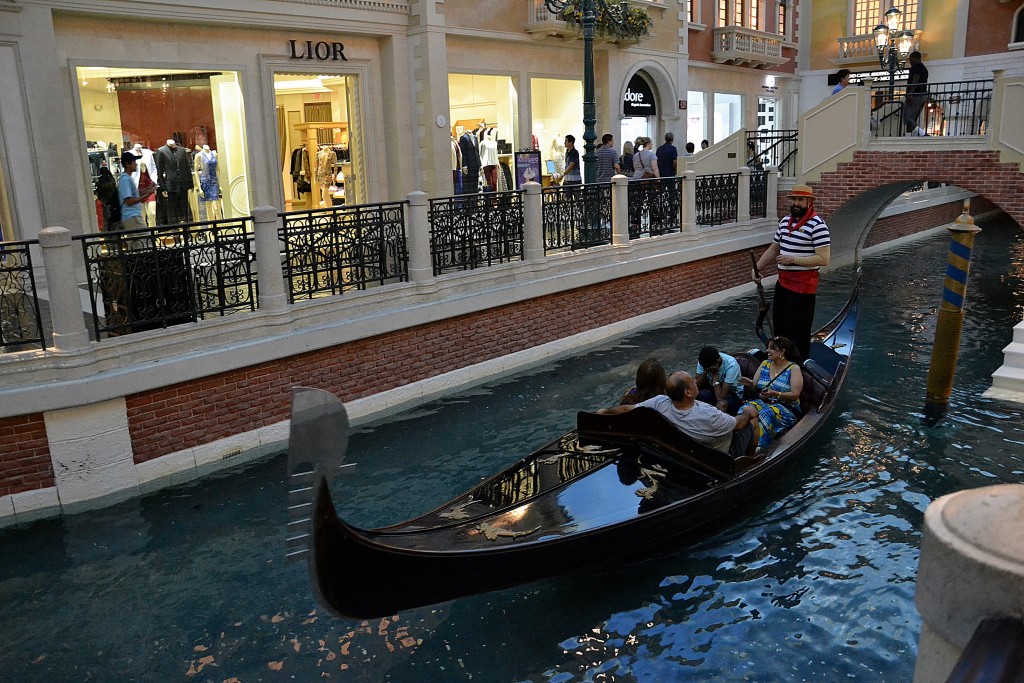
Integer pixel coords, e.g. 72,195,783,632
448,74,520,194
531,78,582,184
622,72,657,150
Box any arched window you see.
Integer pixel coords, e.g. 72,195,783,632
1013,3,1024,46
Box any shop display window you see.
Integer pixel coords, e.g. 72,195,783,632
530,78,582,185
76,67,249,228
448,74,519,194
274,73,364,210
687,91,707,148
713,92,743,143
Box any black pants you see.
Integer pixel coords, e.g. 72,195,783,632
773,282,816,363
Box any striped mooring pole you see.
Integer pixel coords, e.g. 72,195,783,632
923,200,981,425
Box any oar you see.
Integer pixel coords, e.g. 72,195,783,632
750,249,773,344
286,387,354,563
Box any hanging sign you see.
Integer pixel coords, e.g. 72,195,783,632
623,74,656,116
514,150,542,189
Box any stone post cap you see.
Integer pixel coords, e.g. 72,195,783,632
916,484,1024,648
406,190,428,205
252,206,279,222
38,226,72,247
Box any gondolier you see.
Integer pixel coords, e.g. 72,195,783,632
753,185,831,362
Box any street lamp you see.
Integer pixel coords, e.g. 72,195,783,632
544,0,630,183
873,5,915,87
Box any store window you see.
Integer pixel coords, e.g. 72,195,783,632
76,67,249,228
531,78,582,186
687,91,706,148
274,73,364,210
449,74,519,194
713,93,743,143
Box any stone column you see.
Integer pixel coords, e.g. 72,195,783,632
913,484,1024,682
738,167,751,223
38,227,90,353
681,170,697,234
522,182,545,262
405,191,433,282
766,165,780,220
611,174,630,246
251,206,288,314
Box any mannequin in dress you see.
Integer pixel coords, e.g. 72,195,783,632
137,162,157,226
480,127,499,191
550,135,565,174
196,145,223,220
155,139,194,224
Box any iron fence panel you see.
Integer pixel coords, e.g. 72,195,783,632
279,202,408,301
696,173,740,227
746,129,798,177
626,178,682,239
0,239,46,350
750,170,768,219
542,184,612,253
870,79,993,137
428,191,524,275
77,217,256,339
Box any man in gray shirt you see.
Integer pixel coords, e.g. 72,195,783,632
594,133,621,183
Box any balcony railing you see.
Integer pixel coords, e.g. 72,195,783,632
711,26,787,67
525,0,574,38
695,173,739,227
627,178,681,239
542,184,612,253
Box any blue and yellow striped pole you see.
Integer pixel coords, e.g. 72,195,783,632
924,200,981,425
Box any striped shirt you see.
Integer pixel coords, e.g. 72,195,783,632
594,145,619,183
773,213,830,271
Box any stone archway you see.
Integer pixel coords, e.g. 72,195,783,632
618,61,678,124
806,149,1024,264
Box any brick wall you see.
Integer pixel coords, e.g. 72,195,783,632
126,248,771,463
864,196,999,248
0,414,53,497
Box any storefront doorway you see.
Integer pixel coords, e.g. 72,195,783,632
75,67,249,227
531,77,582,186
621,72,657,155
274,73,364,210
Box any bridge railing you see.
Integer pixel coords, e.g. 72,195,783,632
746,130,798,177
869,79,993,137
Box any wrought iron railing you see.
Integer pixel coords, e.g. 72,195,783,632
428,191,524,275
542,184,612,253
1,239,46,351
746,129,798,176
279,202,408,302
78,218,257,339
749,170,768,219
695,173,739,227
870,79,993,137
627,178,682,239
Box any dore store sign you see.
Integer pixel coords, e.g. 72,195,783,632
623,74,656,116
289,39,348,61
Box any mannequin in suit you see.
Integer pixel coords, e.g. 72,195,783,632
155,139,194,224
458,128,481,195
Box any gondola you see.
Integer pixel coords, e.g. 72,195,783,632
286,271,861,619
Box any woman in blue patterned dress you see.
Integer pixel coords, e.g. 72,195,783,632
739,336,804,449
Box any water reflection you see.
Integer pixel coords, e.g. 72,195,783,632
1,216,1023,681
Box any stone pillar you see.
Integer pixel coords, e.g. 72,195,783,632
251,206,289,314
611,174,630,246
38,227,90,353
522,182,545,262
681,170,697,234
766,165,780,220
738,167,751,223
405,191,433,282
913,484,1024,682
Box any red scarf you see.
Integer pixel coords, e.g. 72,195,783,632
786,205,816,232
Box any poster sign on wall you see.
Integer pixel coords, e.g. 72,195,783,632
623,74,657,117
514,150,542,189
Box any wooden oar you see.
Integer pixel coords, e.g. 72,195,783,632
750,249,773,344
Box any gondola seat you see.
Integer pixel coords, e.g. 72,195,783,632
799,359,832,414
577,408,736,481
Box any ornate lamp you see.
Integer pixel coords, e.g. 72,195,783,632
873,5,916,87
544,0,631,183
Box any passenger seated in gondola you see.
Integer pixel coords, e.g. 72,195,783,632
601,371,756,458
739,336,803,450
695,346,743,415
619,357,668,405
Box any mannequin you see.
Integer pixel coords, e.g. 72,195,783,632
137,162,157,227
451,136,463,194
314,145,337,207
480,127,499,191
155,139,193,224
196,145,223,220
130,143,157,186
457,127,481,195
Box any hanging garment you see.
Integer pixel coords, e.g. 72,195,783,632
199,151,221,201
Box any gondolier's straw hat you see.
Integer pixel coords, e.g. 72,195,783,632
787,185,815,199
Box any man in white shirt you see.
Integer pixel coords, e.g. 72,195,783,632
600,371,755,457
